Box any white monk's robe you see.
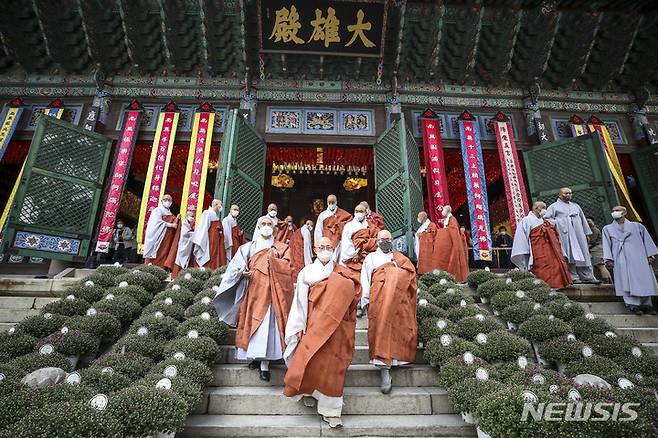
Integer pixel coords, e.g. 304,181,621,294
414,219,432,260
545,199,592,267
602,220,658,305
511,213,545,270
222,214,239,262
213,237,291,361
175,218,195,270
338,218,368,266
314,208,334,244
193,208,223,268
301,225,313,266
142,205,176,259
253,215,280,241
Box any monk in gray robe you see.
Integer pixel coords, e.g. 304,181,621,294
545,187,600,284
602,206,658,315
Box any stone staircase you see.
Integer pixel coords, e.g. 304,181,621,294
181,317,476,437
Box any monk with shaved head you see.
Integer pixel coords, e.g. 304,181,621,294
414,211,438,274
314,194,352,262
222,204,245,262
143,194,179,268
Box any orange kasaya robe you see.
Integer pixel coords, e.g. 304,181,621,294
231,225,245,258
530,220,572,289
275,222,296,244
283,265,359,399
367,212,386,231
432,216,469,282
289,228,306,282
144,215,177,268
204,220,227,270
368,252,418,365
164,220,197,278
417,222,439,275
322,208,353,249
347,222,380,271
235,241,294,352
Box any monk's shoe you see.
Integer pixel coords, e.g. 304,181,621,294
323,417,343,428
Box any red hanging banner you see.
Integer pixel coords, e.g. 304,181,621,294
420,108,449,223
492,112,529,233
95,101,143,252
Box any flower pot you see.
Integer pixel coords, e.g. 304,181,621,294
506,321,517,331
461,411,475,424
153,432,175,438
476,426,492,438
67,356,79,370
556,362,567,374
480,297,489,304
531,342,548,367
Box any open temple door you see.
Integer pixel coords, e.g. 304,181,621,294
631,143,658,235
215,109,267,241
0,116,112,261
523,134,619,226
373,115,424,259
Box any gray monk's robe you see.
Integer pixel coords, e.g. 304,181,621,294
602,220,658,304
545,198,592,267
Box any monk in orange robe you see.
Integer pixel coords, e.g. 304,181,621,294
192,200,227,270
316,195,353,261
289,220,314,282
222,205,245,262
432,205,469,282
360,201,386,230
142,195,179,268
361,230,418,394
276,215,297,244
511,201,572,289
283,237,359,428
415,211,439,274
165,210,197,279
214,216,293,381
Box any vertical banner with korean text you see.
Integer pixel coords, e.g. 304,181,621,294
493,112,529,233
420,108,450,223
136,102,180,250
180,103,215,222
95,101,143,252
0,98,24,162
458,111,492,261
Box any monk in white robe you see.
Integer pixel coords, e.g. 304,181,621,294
253,203,286,243
165,209,196,278
361,230,418,394
360,201,386,231
142,195,178,268
193,199,227,269
315,194,352,261
603,206,658,315
290,220,314,282
284,237,359,428
214,216,293,380
545,188,599,283
222,204,244,262
511,202,572,289
414,211,439,274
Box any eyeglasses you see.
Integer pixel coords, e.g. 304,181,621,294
378,239,392,243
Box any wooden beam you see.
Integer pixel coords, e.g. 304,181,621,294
577,11,604,82
502,7,523,79
540,11,561,77
427,1,446,78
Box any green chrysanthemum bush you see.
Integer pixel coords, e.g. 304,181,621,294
114,271,162,294
512,277,549,291
136,375,202,413
476,278,515,299
154,287,195,308
195,288,217,302
0,363,25,381
185,301,218,319
503,365,569,387
0,379,23,398
96,264,130,277
448,377,505,416
505,270,536,282
142,301,186,322
419,271,455,288
501,301,549,325
40,297,91,317
129,315,179,340
517,315,571,344
564,355,625,377
446,304,482,323
173,274,205,294
524,287,553,304
475,387,553,437
434,290,474,310
65,312,122,342
62,282,106,303
133,264,168,282
82,271,118,288
179,266,213,281
546,300,586,321
107,386,188,436
492,361,532,383
7,352,72,374
0,333,37,360
415,302,445,323
424,336,481,366
79,365,133,394
613,354,658,377
437,355,495,389
418,316,457,345
0,390,38,430
466,269,496,289
428,282,462,297
106,284,151,307
570,315,614,341
456,315,503,341
113,334,164,362
537,337,587,364
587,334,641,359
149,357,214,387
38,330,100,358
30,382,98,410
477,330,533,363
490,290,530,312
93,294,142,326
203,275,223,290
163,336,220,365
175,316,229,344
94,352,154,380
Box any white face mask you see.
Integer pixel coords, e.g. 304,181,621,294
355,212,365,222
216,206,223,214
117,224,124,229
268,210,277,218
260,226,273,237
328,204,337,212
611,211,624,219
317,250,333,263
231,210,239,217
162,201,172,208
540,209,547,217
499,231,507,235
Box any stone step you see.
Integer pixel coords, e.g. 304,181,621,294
356,317,368,329
642,343,658,355
226,328,369,346
577,301,628,315
203,386,454,416
0,277,77,297
0,323,15,331
180,414,476,437
211,364,438,388
217,345,427,365
0,297,37,309
617,328,658,343
562,284,616,302
0,308,38,323
600,314,658,329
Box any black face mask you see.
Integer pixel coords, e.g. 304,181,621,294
379,241,392,253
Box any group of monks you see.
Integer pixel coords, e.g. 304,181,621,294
208,194,417,428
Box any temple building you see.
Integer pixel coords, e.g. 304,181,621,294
0,0,656,272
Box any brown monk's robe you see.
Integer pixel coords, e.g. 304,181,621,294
235,241,293,352
289,227,306,283
432,216,469,282
205,220,227,269
164,220,196,278
230,225,245,258
322,208,353,249
367,212,386,231
143,215,177,268
417,222,439,275
530,219,572,289
284,265,359,399
276,222,297,244
368,252,418,365
343,221,381,295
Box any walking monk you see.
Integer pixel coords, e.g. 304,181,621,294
222,204,244,262
289,220,314,282
165,209,196,278
214,216,293,381
277,216,297,244
361,229,418,394
415,211,438,274
433,205,469,282
315,194,352,261
360,201,386,231
142,195,178,268
283,237,359,429
511,201,572,289
193,199,226,269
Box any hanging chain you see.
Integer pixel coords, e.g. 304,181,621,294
376,58,384,85
259,54,265,80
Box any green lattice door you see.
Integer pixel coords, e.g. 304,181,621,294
631,144,658,235
373,115,424,259
523,134,619,227
214,109,267,241
1,116,113,261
